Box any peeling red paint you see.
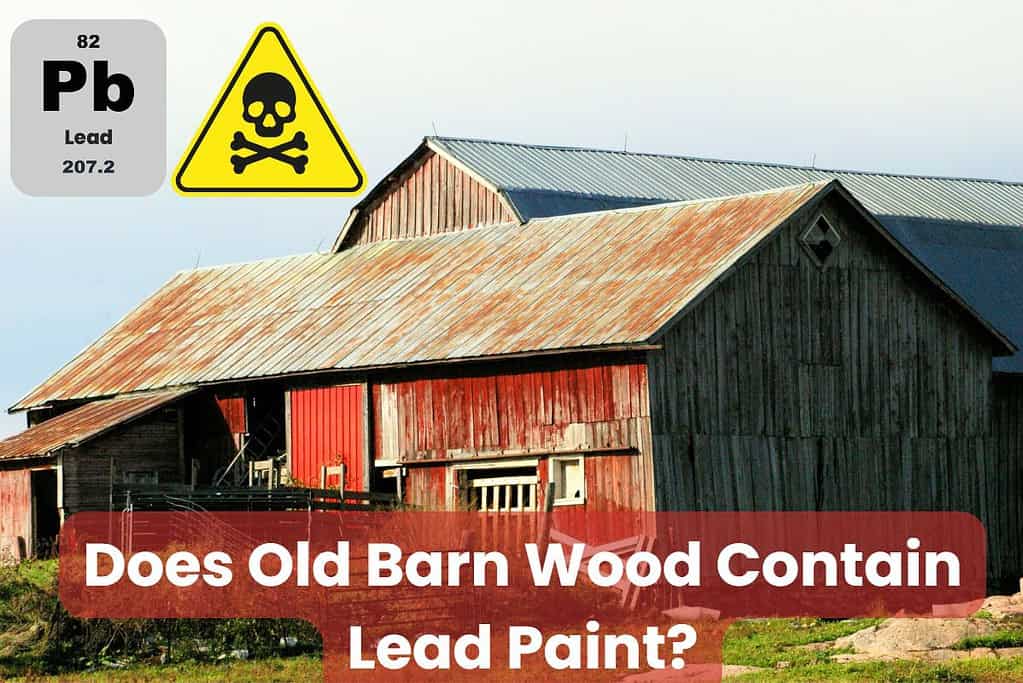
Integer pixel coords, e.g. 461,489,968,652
0,469,31,560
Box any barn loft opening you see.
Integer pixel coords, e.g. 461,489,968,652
459,463,539,513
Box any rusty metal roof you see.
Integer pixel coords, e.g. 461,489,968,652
0,389,192,460
424,136,1023,373
12,181,1008,411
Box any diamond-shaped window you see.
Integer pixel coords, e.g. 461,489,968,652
800,215,842,268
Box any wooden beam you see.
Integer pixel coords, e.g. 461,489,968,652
398,445,637,466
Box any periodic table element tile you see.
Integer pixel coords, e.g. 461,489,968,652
11,20,166,196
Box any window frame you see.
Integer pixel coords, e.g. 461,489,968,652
799,213,843,269
548,455,586,507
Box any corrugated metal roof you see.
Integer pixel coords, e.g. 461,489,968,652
428,136,1023,372
0,389,192,461
14,183,834,411
429,137,1023,226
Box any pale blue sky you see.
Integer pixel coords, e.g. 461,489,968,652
2,0,1022,437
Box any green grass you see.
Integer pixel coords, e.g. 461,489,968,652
955,631,1023,650
14,655,322,681
725,618,1023,681
730,658,1023,682
722,617,880,668
0,560,57,602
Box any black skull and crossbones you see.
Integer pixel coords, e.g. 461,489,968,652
230,72,308,174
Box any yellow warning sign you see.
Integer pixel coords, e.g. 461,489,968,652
174,23,365,196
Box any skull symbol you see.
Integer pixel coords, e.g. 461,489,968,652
241,72,296,138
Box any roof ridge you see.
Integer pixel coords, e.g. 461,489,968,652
218,185,831,258
342,183,831,250
428,135,1023,188
522,181,832,224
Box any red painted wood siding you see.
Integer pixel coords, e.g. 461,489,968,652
537,453,646,544
290,386,364,490
343,151,517,247
0,469,32,561
376,363,649,458
406,465,448,512
381,360,653,514
216,396,247,435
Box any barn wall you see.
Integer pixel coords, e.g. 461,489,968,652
646,192,1013,585
289,385,364,490
342,150,517,248
380,358,654,515
992,374,1023,586
403,448,650,546
63,408,182,513
0,468,32,561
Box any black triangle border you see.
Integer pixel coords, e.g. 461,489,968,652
175,25,365,194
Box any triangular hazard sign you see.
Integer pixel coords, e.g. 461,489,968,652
174,24,365,196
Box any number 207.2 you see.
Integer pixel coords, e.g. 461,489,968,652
62,160,115,174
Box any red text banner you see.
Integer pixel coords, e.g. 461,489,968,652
59,511,986,681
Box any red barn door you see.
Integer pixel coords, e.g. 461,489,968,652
289,385,365,491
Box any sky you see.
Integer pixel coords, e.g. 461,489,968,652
1,0,1023,437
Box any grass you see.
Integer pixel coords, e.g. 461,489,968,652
729,658,1023,682
0,560,57,599
724,618,1023,682
955,631,1023,650
12,655,322,681
722,617,879,668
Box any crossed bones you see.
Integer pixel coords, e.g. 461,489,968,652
230,131,309,174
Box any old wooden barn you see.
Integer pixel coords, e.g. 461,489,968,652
2,137,1021,589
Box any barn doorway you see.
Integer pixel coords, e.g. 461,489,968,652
246,388,287,463
31,469,59,557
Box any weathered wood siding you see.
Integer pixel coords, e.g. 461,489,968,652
342,150,517,247
992,375,1023,586
63,408,182,513
378,358,654,514
0,468,32,561
647,192,1013,585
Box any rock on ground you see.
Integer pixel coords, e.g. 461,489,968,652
835,618,999,656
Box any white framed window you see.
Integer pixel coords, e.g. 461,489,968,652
549,455,585,506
